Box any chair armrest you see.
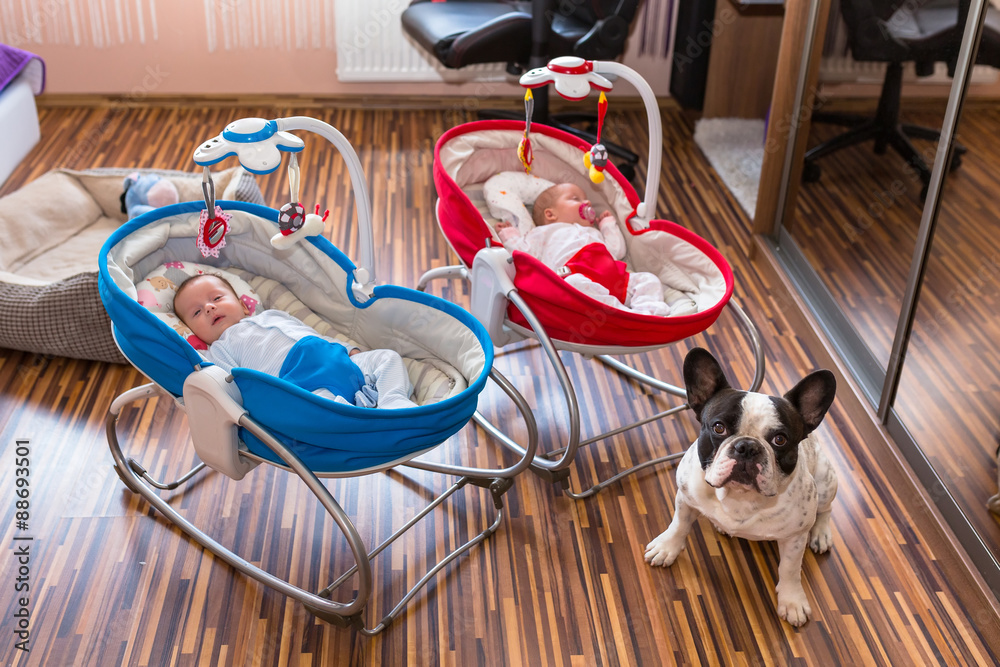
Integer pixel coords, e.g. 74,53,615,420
183,365,259,480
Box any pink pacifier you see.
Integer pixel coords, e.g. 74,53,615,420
579,202,597,224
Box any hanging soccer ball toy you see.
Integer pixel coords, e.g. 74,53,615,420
271,153,326,249
517,89,534,174
583,91,609,184
277,201,307,232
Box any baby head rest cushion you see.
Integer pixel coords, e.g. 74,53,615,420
482,171,555,234
136,262,260,350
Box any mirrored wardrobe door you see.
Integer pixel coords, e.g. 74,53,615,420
768,0,1000,595
889,40,1000,579
778,0,956,398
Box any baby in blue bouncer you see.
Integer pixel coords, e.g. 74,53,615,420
173,274,417,409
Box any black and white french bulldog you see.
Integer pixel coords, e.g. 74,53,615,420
644,348,838,627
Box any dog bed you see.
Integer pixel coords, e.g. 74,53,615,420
0,167,264,363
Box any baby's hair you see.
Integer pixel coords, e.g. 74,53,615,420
532,184,564,227
172,273,239,325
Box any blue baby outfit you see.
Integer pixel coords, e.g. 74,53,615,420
278,336,377,406
203,309,377,405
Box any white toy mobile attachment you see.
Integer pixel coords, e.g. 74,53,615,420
194,116,379,301
520,56,663,226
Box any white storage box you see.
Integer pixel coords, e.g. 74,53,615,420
0,71,42,188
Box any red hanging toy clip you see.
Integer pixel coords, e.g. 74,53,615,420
517,88,534,174
583,91,609,184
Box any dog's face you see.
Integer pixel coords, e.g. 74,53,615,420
683,348,837,497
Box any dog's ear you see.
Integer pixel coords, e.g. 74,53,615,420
683,348,730,420
784,370,837,434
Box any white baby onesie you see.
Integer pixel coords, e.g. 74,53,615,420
498,220,670,316
204,310,415,408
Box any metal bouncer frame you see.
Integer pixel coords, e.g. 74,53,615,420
102,115,539,635
105,366,537,634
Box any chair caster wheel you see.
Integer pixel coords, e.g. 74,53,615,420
950,152,963,171
802,161,821,183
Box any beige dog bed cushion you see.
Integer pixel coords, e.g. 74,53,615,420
0,167,264,363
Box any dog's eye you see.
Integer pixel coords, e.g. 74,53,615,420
712,422,727,435
772,434,787,447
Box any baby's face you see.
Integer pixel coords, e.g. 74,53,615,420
174,275,249,344
543,184,593,226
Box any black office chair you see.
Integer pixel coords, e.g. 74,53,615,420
401,0,642,180
804,0,1000,195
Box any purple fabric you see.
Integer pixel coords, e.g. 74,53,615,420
0,44,45,95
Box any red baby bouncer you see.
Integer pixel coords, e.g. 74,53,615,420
419,57,765,497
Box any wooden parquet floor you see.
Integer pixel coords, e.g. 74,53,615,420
0,101,997,666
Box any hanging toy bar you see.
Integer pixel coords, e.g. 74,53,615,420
193,116,378,301
520,56,663,225
191,118,329,250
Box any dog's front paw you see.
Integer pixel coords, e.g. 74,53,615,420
988,494,1000,516
644,531,685,567
809,514,833,554
776,587,812,627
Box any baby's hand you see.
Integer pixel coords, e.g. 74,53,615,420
597,211,616,225
495,220,521,242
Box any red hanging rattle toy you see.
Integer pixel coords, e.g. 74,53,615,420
197,168,232,258
583,91,609,184
517,89,534,174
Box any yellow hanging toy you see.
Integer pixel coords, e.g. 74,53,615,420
518,88,534,173
583,91,609,184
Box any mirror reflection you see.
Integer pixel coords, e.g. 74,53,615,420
782,0,1000,569
788,0,979,370
893,73,1000,562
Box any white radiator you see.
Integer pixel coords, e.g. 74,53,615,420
333,0,505,83
820,56,999,86
332,0,676,84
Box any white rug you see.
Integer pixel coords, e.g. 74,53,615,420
693,118,766,217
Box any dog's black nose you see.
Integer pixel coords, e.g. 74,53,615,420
732,438,761,458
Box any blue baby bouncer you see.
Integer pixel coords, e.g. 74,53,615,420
99,116,537,634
